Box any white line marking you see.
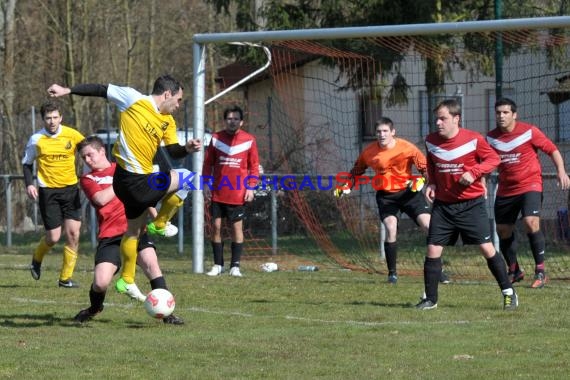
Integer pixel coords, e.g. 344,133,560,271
10,297,486,327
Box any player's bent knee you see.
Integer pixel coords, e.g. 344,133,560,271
173,168,194,198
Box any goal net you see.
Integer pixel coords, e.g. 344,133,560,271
198,18,570,279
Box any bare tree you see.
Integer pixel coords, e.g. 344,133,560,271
1,0,18,172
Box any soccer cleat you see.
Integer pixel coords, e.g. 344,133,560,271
30,260,41,280
146,221,178,237
115,277,146,301
416,298,437,310
206,264,224,276
73,307,103,323
439,271,451,284
163,314,185,325
229,267,243,277
508,269,525,284
503,290,519,311
531,272,548,289
387,274,398,284
58,279,79,288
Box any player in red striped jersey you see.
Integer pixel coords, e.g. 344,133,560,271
487,98,570,288
73,136,183,324
203,105,260,277
417,98,517,311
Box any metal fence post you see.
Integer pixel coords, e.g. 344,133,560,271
4,176,13,247
271,187,278,255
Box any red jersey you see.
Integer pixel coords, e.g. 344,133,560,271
426,128,500,203
487,121,557,196
351,138,427,192
203,129,260,205
80,163,127,239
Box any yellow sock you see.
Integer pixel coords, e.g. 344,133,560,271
153,193,184,229
120,235,139,284
60,245,78,281
33,236,52,263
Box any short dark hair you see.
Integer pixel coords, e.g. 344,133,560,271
495,97,517,113
151,74,183,96
77,135,105,153
434,98,462,118
40,100,62,118
224,105,244,120
375,117,394,130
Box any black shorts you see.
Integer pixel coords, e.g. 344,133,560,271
428,197,493,246
38,185,81,230
375,189,430,223
95,233,156,268
113,165,169,219
211,201,245,222
494,191,543,224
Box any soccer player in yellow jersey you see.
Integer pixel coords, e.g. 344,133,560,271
22,101,84,288
47,75,201,300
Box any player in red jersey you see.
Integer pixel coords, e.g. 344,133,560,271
417,98,517,311
487,98,570,288
203,105,260,277
73,136,183,324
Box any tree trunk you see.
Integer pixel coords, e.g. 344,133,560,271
123,0,134,85
1,0,18,172
1,0,27,228
145,0,156,92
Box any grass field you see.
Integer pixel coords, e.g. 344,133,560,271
1,247,570,379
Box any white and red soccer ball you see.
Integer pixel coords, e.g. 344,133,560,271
144,289,176,319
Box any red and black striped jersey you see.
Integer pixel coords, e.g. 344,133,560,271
203,129,260,205
426,128,499,203
487,121,557,196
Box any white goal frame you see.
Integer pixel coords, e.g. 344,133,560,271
190,16,570,273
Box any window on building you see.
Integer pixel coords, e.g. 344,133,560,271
557,100,570,142
360,93,383,140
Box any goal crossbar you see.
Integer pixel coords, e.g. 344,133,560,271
194,16,570,44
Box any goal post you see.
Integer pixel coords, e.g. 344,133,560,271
192,16,570,277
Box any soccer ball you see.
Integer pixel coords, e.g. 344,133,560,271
144,288,175,319
260,262,279,272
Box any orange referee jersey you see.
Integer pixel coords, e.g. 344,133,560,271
350,138,427,192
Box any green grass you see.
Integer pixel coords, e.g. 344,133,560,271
1,250,570,379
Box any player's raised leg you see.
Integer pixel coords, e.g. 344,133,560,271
147,169,193,237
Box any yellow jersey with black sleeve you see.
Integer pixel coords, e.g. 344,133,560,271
21,125,84,188
107,84,179,174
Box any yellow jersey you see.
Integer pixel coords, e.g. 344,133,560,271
22,125,84,188
107,84,179,174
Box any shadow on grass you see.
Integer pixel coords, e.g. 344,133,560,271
248,297,423,309
0,312,77,328
349,300,421,308
0,284,22,289
0,312,149,328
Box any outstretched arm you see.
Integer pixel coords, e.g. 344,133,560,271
48,83,108,98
